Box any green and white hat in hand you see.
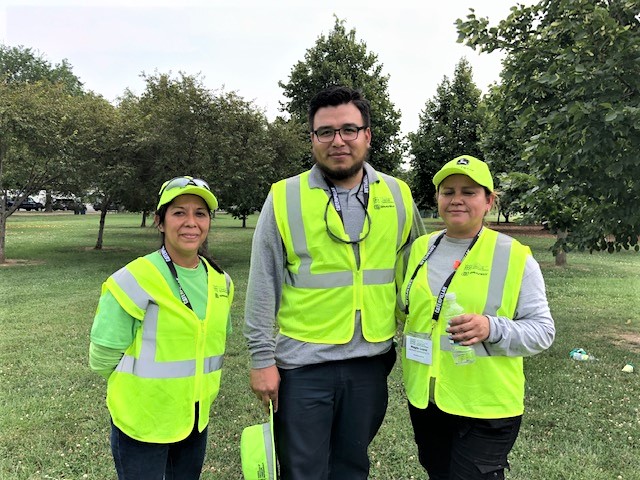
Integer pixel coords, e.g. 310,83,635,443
241,400,277,480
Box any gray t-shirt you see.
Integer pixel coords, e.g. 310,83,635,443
243,163,426,369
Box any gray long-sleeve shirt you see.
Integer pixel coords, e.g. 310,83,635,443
423,234,555,356
243,163,426,369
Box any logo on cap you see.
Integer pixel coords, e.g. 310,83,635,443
457,158,469,165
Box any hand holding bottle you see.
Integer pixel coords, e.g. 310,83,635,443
443,293,491,365
444,300,491,347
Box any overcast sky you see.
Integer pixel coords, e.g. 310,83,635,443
1,0,529,135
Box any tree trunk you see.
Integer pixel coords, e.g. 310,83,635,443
555,230,568,266
140,210,147,227
242,215,247,228
0,143,6,263
0,212,6,264
95,208,108,249
45,191,53,212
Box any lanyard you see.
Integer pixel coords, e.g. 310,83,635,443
324,171,369,223
403,228,482,317
160,245,205,312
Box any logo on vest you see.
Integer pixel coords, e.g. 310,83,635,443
214,286,229,298
460,263,489,277
373,196,396,210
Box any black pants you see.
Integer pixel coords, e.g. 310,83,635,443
275,349,395,480
110,407,207,480
409,402,522,480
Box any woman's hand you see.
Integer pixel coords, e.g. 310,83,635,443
446,313,490,346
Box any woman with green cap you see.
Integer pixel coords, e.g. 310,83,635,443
89,176,234,479
399,156,555,480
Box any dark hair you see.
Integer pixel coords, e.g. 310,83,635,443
308,85,371,130
155,202,224,274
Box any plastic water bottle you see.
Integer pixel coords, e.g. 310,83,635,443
444,293,476,365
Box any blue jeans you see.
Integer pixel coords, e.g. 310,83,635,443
408,402,522,480
110,410,208,480
275,348,395,480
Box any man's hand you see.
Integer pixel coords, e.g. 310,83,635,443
250,365,280,413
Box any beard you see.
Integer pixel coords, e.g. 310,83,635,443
315,152,368,182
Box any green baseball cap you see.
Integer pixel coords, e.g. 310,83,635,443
432,155,494,192
156,176,218,211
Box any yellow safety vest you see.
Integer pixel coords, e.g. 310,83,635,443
401,228,530,418
272,169,414,344
104,255,233,443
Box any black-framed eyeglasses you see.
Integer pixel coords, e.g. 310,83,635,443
159,176,211,196
323,196,372,244
312,125,367,143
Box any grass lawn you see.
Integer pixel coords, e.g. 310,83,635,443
0,212,638,479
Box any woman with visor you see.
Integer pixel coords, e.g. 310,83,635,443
89,176,234,480
399,156,555,480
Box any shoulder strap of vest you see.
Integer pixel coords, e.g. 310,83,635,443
106,257,158,320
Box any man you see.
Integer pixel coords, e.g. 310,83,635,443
244,85,425,480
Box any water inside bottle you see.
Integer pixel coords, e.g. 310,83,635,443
452,344,476,365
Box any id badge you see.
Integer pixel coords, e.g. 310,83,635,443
405,332,433,365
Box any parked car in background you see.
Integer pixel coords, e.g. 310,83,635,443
52,198,81,211
18,197,44,211
92,201,121,212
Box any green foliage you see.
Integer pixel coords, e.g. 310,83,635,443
0,45,99,260
113,74,308,228
494,171,537,223
457,0,640,254
409,58,484,210
134,72,219,193
279,16,403,174
266,116,310,178
0,44,83,94
210,92,274,227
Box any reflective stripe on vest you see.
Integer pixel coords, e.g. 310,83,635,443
110,266,224,379
262,423,276,480
282,174,405,289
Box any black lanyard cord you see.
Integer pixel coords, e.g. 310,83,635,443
324,171,369,224
160,245,205,312
403,228,482,317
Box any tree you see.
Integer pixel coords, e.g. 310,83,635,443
0,81,101,262
457,0,640,264
279,17,403,174
80,96,136,250
209,92,275,227
494,171,536,223
0,44,83,94
478,84,534,223
266,116,310,180
1,45,89,212
409,58,483,211
109,72,222,231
